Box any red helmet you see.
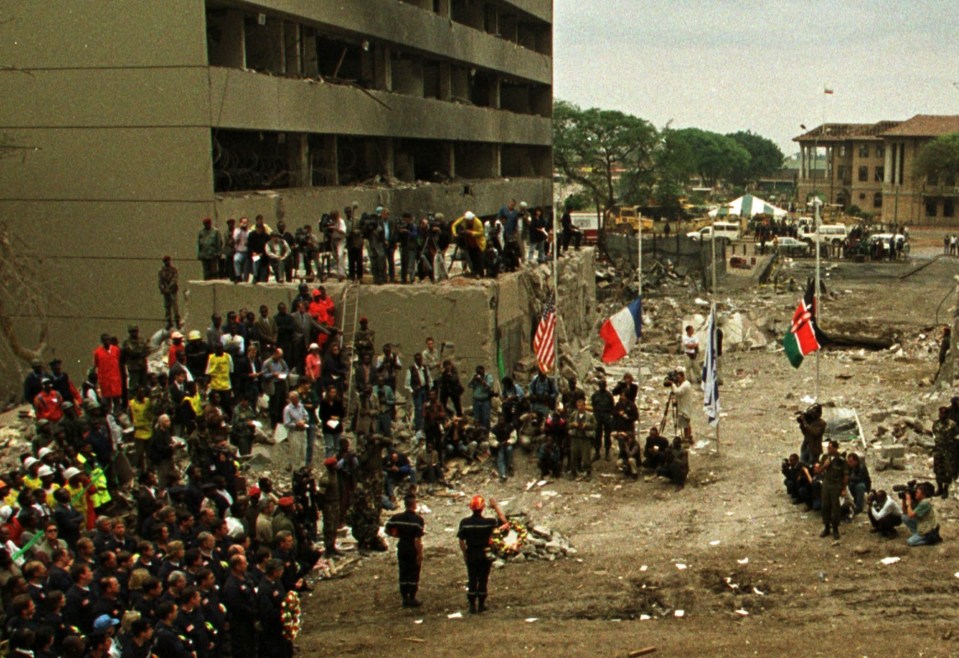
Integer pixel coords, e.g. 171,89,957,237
469,495,485,511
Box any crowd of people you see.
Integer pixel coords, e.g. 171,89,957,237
195,201,584,287
781,403,941,546
16,279,709,650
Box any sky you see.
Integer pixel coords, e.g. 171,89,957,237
553,0,959,155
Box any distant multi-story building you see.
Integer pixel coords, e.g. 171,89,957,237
794,115,959,225
0,1,553,377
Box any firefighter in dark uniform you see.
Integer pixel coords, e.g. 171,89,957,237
221,554,258,658
154,601,194,658
819,440,849,539
257,559,291,658
456,495,508,614
384,493,425,608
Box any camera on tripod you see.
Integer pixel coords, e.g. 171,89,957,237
662,369,682,387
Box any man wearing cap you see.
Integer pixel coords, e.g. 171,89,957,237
353,317,375,362
158,256,180,330
23,358,47,405
451,211,486,277
121,325,151,394
197,217,223,280
265,231,292,282
48,358,81,408
33,378,64,425
457,495,508,613
385,493,425,608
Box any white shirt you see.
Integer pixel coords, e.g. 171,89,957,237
870,496,902,521
683,333,699,357
673,380,694,418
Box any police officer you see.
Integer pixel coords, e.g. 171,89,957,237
819,440,848,539
122,325,150,394
384,493,425,608
154,601,193,658
222,554,258,658
457,495,507,614
257,559,290,658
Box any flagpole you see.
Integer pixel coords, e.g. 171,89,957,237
814,197,821,401
637,214,643,390
711,302,720,454
552,207,559,376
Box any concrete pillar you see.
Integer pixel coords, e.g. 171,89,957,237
315,135,338,186
492,144,502,178
289,133,310,188
302,28,318,77
800,145,806,181
381,138,395,178
446,142,455,179
267,18,285,74
490,76,501,109
283,22,301,78
374,43,392,91
438,63,452,101
884,142,893,184
436,0,451,16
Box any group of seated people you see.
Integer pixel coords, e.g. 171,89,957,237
781,451,941,545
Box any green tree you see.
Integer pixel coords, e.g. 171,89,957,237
553,100,658,212
657,128,750,187
726,130,784,185
913,132,959,185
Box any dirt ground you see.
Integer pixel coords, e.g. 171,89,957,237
297,226,959,657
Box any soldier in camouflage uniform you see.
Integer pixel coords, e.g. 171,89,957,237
121,325,151,393
353,317,376,362
348,432,391,551
318,457,343,556
158,256,181,329
933,406,957,497
196,217,223,280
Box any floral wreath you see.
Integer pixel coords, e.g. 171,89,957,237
281,590,302,641
490,519,528,558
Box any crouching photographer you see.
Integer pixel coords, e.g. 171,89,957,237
866,490,902,538
899,481,942,546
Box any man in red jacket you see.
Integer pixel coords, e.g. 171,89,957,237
93,334,123,412
33,379,64,423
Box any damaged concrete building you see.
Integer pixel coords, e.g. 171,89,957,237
0,0,553,385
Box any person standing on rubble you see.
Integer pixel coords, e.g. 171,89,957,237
457,495,507,614
818,440,848,540
384,493,425,608
682,325,700,385
668,367,694,445
797,404,826,465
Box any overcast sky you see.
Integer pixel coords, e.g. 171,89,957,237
553,0,959,155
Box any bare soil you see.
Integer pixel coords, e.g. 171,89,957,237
297,227,959,657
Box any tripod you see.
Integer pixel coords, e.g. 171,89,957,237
658,390,681,441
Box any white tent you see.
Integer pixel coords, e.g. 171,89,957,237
709,194,788,218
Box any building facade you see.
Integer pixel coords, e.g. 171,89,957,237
794,115,959,225
0,0,553,382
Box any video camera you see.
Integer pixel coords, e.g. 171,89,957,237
359,211,379,239
662,369,682,387
892,479,918,501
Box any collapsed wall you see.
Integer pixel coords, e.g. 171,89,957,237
186,248,597,391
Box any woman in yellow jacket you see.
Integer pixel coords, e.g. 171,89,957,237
451,211,486,277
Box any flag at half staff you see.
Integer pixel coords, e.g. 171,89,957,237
783,279,822,368
702,305,719,427
599,297,642,364
534,294,556,373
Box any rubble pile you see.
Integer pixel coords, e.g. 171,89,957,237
492,522,576,568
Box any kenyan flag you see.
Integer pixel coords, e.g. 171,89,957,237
783,279,822,368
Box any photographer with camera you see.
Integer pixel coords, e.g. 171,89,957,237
819,440,848,540
866,490,902,538
797,403,826,465
664,367,694,445
468,365,495,430
451,211,486,278
398,212,419,284
900,481,941,546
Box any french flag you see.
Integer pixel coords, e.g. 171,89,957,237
599,297,642,364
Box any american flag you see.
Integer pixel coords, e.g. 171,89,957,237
534,294,556,373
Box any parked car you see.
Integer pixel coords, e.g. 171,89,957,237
686,221,741,241
774,236,811,256
798,223,848,246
